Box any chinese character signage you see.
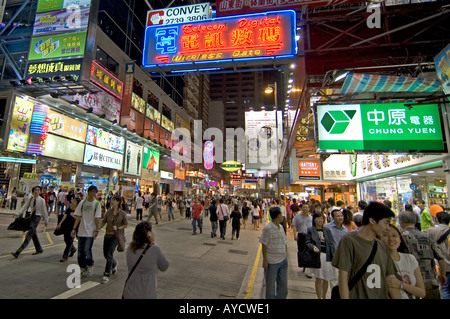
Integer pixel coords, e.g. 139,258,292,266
47,109,87,142
25,58,83,84
298,160,320,180
42,133,85,162
204,140,214,170
142,10,297,71
434,43,450,95
7,96,35,153
90,60,123,99
28,31,87,61
36,0,91,14
124,140,143,176
83,144,123,170
146,3,211,26
317,103,444,151
86,125,125,154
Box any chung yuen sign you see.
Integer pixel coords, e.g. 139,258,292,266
317,103,444,151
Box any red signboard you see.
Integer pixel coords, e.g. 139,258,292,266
215,0,364,17
90,60,123,99
142,10,297,71
298,160,321,180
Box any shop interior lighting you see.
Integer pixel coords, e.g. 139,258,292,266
426,170,435,174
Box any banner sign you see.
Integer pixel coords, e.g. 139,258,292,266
317,103,444,151
7,96,35,153
204,140,214,170
161,114,174,132
146,103,161,124
86,125,125,154
142,10,297,71
124,140,143,176
83,144,123,170
63,89,121,122
146,3,211,26
160,170,174,180
33,6,90,35
215,0,363,17
90,60,123,99
142,146,160,172
28,31,87,61
47,109,87,142
42,133,85,162
434,43,450,95
298,160,320,180
131,92,146,114
25,58,83,83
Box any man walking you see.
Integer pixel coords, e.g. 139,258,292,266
191,197,203,235
11,186,48,259
260,206,289,299
71,185,102,277
146,193,159,224
399,210,446,299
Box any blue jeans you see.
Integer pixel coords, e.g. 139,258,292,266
211,221,218,237
168,207,174,221
264,258,288,299
77,236,94,269
103,235,117,276
192,218,202,234
441,273,450,299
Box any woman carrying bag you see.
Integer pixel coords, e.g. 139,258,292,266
98,195,128,284
122,221,169,299
56,196,79,262
304,212,336,299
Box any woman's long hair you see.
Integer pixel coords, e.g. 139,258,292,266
129,221,152,253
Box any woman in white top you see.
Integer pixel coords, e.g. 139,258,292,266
252,203,261,230
382,224,426,299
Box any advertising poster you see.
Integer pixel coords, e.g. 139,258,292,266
245,110,283,170
123,140,143,176
434,43,450,95
131,92,146,114
142,146,160,172
47,109,87,142
83,144,123,170
33,6,90,35
64,90,121,122
86,125,125,154
25,58,83,82
28,31,87,61
317,103,444,151
7,96,35,153
36,0,91,14
146,3,211,26
146,103,161,124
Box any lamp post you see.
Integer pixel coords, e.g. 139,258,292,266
265,82,281,202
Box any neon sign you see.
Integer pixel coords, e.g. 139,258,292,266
90,60,123,99
204,140,214,170
142,10,297,71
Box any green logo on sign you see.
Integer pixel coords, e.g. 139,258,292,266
321,110,356,134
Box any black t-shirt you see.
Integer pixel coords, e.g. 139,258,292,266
291,203,300,213
230,210,242,226
209,206,218,222
63,207,75,231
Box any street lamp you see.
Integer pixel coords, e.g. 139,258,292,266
265,82,281,202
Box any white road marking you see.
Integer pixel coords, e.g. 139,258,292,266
51,281,100,299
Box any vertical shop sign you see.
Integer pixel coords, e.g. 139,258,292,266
7,96,35,153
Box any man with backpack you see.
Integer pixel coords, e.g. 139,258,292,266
71,185,102,277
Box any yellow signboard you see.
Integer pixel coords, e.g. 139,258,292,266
7,96,35,153
47,109,87,142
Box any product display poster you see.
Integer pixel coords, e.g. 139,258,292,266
28,31,87,61
86,125,125,154
142,146,160,172
124,140,143,176
7,96,35,153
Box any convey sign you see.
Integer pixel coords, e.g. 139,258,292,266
317,103,444,151
146,3,211,26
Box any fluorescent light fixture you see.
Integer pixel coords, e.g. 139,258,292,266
426,170,435,174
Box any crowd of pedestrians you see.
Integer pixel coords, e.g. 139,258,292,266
6,184,450,300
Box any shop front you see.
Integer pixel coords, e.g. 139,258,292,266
141,145,160,195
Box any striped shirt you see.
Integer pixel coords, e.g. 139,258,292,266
260,222,288,264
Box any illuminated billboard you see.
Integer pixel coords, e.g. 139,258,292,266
142,10,297,71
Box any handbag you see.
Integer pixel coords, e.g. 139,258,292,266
219,204,229,221
53,214,65,236
122,244,151,299
297,246,321,268
7,216,30,231
331,241,378,299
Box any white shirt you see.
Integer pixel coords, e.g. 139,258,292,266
74,199,102,237
135,196,144,209
395,252,419,299
19,195,48,222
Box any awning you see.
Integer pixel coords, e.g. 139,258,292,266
340,73,442,95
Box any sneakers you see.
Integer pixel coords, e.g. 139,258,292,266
81,266,94,277
112,262,118,275
101,276,110,284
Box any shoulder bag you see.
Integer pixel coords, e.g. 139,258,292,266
331,241,378,299
219,204,229,222
122,244,151,299
437,228,450,245
114,211,126,252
